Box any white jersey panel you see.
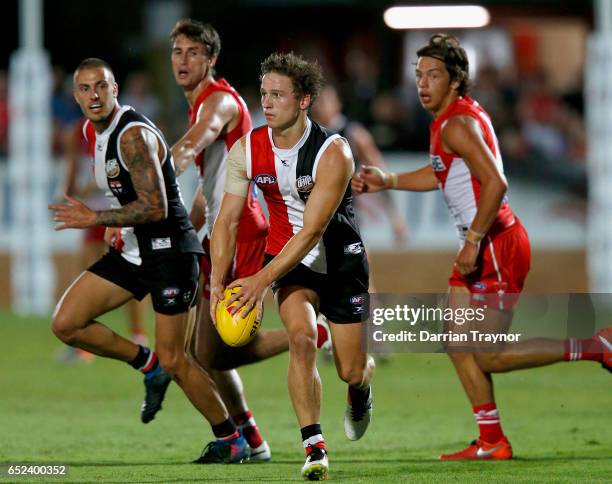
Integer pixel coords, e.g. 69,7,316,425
119,227,142,265
200,139,228,235
478,111,505,173
92,105,131,197
312,134,342,182
441,157,477,240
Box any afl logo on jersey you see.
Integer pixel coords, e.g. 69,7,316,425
430,155,445,172
105,158,120,178
296,175,314,194
254,174,276,186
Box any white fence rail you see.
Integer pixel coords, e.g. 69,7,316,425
0,154,585,255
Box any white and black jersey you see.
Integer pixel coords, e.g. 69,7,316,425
84,106,203,265
247,118,367,276
246,118,369,322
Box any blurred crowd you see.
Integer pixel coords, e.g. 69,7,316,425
329,50,586,194
0,55,587,195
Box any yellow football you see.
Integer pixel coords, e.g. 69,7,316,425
215,286,262,347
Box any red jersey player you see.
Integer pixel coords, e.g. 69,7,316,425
355,33,611,460
168,18,290,463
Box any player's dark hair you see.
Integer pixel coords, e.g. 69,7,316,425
170,18,221,58
417,33,470,96
260,52,323,103
75,58,114,77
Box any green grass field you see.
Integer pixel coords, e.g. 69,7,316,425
0,308,610,483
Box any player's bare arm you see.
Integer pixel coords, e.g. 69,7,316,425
209,137,250,323
442,115,507,236
354,163,438,194
442,115,508,275
96,126,168,226
189,184,206,232
172,91,239,176
50,126,167,230
228,138,353,316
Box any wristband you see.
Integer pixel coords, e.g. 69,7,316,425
387,172,398,189
466,228,484,246
468,228,484,239
465,237,480,247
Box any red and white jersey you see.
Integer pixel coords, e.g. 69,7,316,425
246,118,360,274
430,96,515,242
188,78,268,240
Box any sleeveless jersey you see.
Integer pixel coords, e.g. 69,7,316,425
429,96,515,242
83,106,202,265
188,78,268,241
246,118,365,275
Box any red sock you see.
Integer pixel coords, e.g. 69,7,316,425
316,323,329,348
473,402,504,444
564,338,602,362
233,410,264,448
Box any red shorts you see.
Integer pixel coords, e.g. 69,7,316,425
84,225,106,243
200,235,267,299
449,220,531,310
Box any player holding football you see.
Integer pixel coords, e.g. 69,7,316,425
210,52,375,480
49,58,241,462
169,18,289,463
354,33,612,460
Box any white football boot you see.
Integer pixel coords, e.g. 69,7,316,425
301,445,329,481
344,385,372,441
249,440,271,462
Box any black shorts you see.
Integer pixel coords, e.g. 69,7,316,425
88,249,200,315
264,254,369,323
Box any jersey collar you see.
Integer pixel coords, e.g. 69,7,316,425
268,117,312,158
97,105,133,138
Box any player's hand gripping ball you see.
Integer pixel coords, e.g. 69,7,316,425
215,286,262,347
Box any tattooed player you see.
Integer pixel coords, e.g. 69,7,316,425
49,58,250,461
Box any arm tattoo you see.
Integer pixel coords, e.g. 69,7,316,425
95,127,168,226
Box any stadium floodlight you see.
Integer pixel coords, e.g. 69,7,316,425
384,5,490,29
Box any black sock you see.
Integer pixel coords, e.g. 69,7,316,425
129,345,155,372
212,419,237,439
301,423,322,442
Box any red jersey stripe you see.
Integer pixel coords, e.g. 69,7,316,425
249,127,294,255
